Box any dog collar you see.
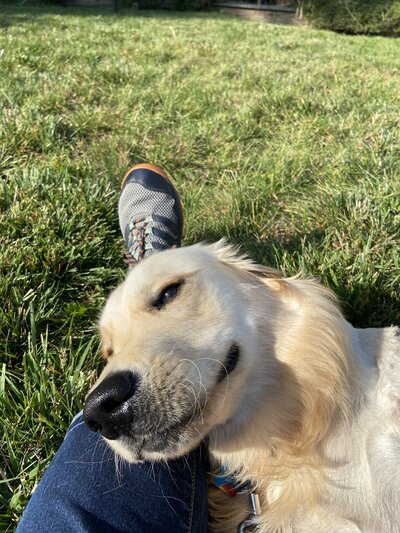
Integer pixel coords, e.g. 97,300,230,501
213,466,261,531
213,465,252,496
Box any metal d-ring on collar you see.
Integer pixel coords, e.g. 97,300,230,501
238,491,261,533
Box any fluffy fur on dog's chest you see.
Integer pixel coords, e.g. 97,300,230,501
96,241,400,532
209,326,400,532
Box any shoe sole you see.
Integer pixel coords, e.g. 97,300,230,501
120,163,184,241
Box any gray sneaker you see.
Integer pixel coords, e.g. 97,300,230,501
119,164,184,266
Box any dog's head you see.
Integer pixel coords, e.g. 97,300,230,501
83,241,351,463
83,241,287,462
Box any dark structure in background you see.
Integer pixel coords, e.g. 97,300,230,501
61,0,400,36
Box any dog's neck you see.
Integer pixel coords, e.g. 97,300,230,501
209,276,400,531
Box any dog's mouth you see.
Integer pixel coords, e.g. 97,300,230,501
89,343,242,461
113,410,205,461
139,413,197,453
132,343,242,457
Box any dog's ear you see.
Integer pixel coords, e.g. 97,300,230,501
206,239,282,280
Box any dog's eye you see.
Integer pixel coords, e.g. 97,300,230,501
153,281,183,310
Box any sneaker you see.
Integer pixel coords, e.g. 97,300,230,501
119,164,184,266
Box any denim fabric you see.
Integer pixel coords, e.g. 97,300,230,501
17,414,208,533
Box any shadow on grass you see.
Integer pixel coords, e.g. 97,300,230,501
337,280,400,330
0,3,231,28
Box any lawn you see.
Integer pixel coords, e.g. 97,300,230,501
0,3,399,529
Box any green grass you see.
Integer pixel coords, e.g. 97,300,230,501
0,3,399,529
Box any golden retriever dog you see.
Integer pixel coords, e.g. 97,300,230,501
84,241,400,532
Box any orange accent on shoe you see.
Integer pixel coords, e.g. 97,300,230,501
120,163,171,190
120,163,185,231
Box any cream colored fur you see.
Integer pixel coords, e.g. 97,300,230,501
97,241,400,532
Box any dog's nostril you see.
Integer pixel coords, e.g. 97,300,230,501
86,419,102,433
83,371,139,439
103,398,126,413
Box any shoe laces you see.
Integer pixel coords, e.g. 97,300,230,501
123,216,176,266
123,216,151,266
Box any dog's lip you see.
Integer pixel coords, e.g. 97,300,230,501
143,413,195,448
120,411,199,455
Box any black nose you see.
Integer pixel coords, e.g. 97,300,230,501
83,371,139,440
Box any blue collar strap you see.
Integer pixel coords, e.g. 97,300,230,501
213,465,253,496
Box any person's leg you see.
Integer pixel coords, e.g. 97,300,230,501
17,413,208,533
18,165,208,532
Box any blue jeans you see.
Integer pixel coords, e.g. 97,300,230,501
17,414,208,532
